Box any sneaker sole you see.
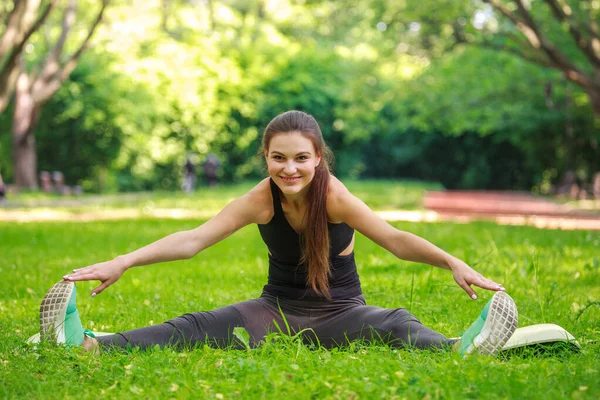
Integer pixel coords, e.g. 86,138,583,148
40,281,74,343
467,291,518,356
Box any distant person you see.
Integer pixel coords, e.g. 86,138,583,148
593,172,600,200
52,171,71,196
204,153,220,187
0,171,6,206
182,158,196,193
552,170,580,199
40,171,53,193
39,111,517,357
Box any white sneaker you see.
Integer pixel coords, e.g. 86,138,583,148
39,281,89,345
458,291,518,356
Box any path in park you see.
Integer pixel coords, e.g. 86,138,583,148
1,191,599,230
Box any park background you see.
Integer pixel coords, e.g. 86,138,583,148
0,0,599,196
1,1,600,399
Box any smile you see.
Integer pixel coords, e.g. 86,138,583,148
279,176,301,183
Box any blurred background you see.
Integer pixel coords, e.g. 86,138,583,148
0,0,598,198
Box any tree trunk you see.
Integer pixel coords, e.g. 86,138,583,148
12,71,40,189
9,0,108,190
584,86,600,117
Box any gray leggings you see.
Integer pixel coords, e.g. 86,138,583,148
96,293,455,350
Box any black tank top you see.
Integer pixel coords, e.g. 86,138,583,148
257,178,362,299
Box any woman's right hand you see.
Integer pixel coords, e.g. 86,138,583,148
63,256,130,296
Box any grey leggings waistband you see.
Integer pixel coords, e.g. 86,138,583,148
96,292,455,350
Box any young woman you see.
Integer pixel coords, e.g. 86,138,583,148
40,110,517,356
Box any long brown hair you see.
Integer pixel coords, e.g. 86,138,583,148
262,110,334,298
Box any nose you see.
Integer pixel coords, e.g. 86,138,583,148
283,160,297,175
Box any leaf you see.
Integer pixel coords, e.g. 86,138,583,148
233,326,251,351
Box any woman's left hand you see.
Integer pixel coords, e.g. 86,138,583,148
448,257,505,300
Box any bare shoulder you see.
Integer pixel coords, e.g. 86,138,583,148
327,175,351,198
326,175,355,223
239,177,274,224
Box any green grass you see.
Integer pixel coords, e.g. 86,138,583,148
5,179,441,213
1,177,599,398
1,217,599,399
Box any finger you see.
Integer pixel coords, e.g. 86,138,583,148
71,266,95,275
64,273,100,282
458,280,478,300
92,280,111,297
474,277,505,291
481,276,501,286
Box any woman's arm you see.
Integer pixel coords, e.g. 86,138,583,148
328,180,505,300
65,182,271,296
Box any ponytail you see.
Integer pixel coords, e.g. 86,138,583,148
301,150,333,298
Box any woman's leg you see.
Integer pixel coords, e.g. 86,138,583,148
96,297,284,351
308,297,455,350
308,292,518,355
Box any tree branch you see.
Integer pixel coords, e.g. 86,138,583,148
483,0,541,48
36,0,77,83
59,0,109,81
53,0,77,58
482,0,598,98
473,39,556,69
484,1,586,84
563,0,600,41
34,0,109,104
0,0,57,60
512,0,579,71
0,0,57,113
543,0,600,67
502,31,536,52
0,0,27,59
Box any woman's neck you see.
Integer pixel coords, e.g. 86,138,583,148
279,186,310,209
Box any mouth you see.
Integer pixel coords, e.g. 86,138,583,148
279,176,301,183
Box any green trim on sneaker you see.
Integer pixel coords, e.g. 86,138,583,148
83,329,96,339
64,284,85,345
459,297,492,355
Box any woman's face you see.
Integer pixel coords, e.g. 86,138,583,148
265,132,321,197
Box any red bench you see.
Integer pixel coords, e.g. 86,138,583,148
424,191,593,218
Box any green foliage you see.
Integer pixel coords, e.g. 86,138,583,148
2,0,599,192
209,45,353,181
396,46,599,188
34,52,132,191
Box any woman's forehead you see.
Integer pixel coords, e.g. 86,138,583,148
268,132,315,153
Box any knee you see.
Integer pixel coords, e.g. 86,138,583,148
386,310,450,349
386,310,421,336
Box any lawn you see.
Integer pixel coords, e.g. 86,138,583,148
1,184,599,399
4,179,442,213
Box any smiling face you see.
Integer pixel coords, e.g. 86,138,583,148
265,131,321,198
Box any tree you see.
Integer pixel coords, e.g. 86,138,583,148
479,0,600,116
11,0,108,188
0,0,58,113
313,0,599,116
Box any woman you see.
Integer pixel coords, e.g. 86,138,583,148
40,110,517,356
